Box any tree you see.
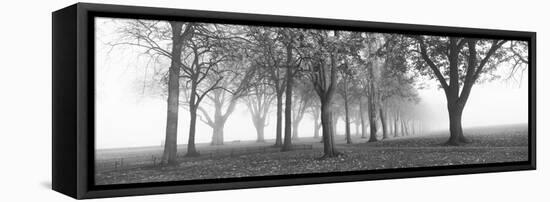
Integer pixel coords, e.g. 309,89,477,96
196,57,252,145
178,24,244,156
366,64,379,143
247,27,286,147
193,26,254,146
376,34,419,140
197,87,237,145
354,33,385,143
279,29,303,152
301,30,349,158
350,104,362,136
245,67,275,142
163,22,193,164
291,81,314,140
337,60,356,144
413,36,527,145
308,99,322,139
393,109,402,137
110,20,194,165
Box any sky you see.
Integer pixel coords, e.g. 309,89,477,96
94,17,529,149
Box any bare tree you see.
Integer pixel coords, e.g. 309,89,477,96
245,69,275,142
177,24,244,156
247,27,286,147
109,20,194,165
196,56,253,145
291,81,314,140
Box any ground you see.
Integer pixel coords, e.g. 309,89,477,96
95,124,528,185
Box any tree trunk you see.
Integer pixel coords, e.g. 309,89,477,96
401,119,409,136
320,101,338,158
313,114,320,138
355,120,360,137
161,22,183,165
253,117,266,142
210,101,225,145
211,122,225,145
186,105,200,157
446,103,468,145
367,95,377,142
274,92,283,147
400,119,407,136
390,116,395,136
388,117,393,137
393,115,399,137
393,118,399,137
344,95,352,144
380,107,388,139
445,38,469,145
282,45,294,152
360,98,367,139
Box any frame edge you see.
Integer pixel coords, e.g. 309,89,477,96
52,3,79,199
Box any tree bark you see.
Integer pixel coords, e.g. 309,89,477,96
344,93,352,144
161,22,184,165
320,101,338,157
380,107,389,139
355,120,360,137
393,111,403,137
393,115,399,137
359,97,367,139
388,116,394,137
253,117,266,142
313,110,321,138
282,44,294,151
446,101,467,145
186,104,200,157
274,92,283,147
401,119,409,136
211,122,225,145
309,40,339,158
210,100,224,145
444,38,467,145
367,94,377,142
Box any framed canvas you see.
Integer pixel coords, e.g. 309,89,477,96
52,3,536,199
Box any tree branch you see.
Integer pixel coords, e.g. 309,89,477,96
416,36,449,91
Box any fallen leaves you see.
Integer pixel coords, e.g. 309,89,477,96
95,126,528,185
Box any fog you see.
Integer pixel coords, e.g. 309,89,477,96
94,18,528,149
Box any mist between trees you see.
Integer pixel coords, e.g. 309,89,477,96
96,17,528,165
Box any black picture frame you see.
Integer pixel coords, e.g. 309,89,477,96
52,2,536,199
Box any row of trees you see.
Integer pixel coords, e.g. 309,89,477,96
110,19,527,164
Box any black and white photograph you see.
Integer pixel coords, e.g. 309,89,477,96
4,0,550,201
93,16,529,185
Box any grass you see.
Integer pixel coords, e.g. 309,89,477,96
95,124,528,185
